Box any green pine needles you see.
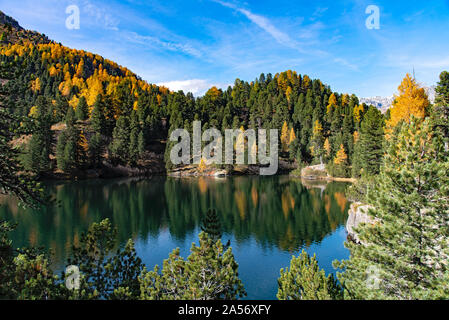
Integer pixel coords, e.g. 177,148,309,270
335,117,449,299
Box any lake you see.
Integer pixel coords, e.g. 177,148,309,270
0,175,350,299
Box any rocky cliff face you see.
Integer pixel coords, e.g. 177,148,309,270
346,202,376,244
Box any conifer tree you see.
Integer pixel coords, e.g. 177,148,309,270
139,232,246,300
335,117,449,300
352,106,384,177
75,96,88,121
137,130,145,157
277,250,342,300
90,95,106,134
88,132,103,168
109,116,130,164
24,97,53,175
432,71,449,151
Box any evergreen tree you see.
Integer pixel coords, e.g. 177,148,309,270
335,117,449,299
90,95,106,134
137,130,145,157
24,97,53,175
129,128,139,164
0,109,46,205
277,250,342,300
88,132,103,168
109,116,130,164
139,232,246,300
352,106,384,177
75,96,88,121
432,71,449,151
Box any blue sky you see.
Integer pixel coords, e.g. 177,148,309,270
1,0,449,97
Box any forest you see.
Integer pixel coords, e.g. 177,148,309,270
1,11,448,300
0,16,388,178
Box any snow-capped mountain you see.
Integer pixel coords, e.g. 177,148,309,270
360,85,436,114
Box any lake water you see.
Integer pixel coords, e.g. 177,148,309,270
0,175,350,299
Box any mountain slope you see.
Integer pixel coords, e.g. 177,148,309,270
0,10,50,45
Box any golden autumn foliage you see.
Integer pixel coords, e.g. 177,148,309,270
353,131,360,144
288,127,296,144
280,121,289,151
327,93,337,113
312,120,323,136
30,77,41,92
324,138,331,156
206,86,221,101
0,42,172,119
198,157,207,173
334,144,348,165
353,104,364,123
388,73,430,128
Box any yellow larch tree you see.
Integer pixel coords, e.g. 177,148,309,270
280,121,289,152
388,73,430,128
288,127,296,145
324,138,331,157
334,144,348,165
327,93,337,114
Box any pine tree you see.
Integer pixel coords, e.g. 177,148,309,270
139,232,246,300
352,106,384,177
137,130,145,157
90,95,106,134
129,128,139,164
65,106,75,126
75,96,88,121
335,117,449,300
277,250,342,300
88,133,103,168
24,97,53,175
0,110,45,205
109,116,130,164
432,71,449,152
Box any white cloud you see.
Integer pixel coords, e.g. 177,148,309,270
157,79,229,96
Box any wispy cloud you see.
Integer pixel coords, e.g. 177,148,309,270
82,0,120,31
124,32,202,58
333,58,359,71
211,0,293,47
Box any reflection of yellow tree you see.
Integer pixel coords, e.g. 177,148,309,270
251,186,258,207
324,195,330,215
29,228,37,246
198,177,208,194
334,192,347,214
279,225,297,253
281,189,295,219
234,190,246,220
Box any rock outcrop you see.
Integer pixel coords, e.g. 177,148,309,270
346,202,377,243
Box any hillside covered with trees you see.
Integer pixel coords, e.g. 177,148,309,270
0,11,386,179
